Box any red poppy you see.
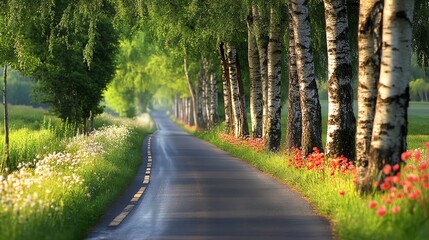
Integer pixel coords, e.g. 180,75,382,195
393,164,400,171
376,206,387,216
401,151,412,161
368,201,377,209
383,164,392,175
392,206,400,214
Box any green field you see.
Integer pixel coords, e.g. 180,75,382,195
0,105,154,239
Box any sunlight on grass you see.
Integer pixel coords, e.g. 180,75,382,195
193,100,429,240
197,127,429,240
0,105,154,239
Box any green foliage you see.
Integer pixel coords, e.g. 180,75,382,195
410,79,429,102
413,0,429,68
29,9,118,125
105,31,188,117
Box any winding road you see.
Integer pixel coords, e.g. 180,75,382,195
87,111,332,240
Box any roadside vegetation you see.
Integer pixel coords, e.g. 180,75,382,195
191,101,429,240
0,105,154,240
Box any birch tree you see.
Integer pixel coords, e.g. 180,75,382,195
247,5,263,138
291,0,323,155
226,43,249,138
197,66,206,129
219,42,234,134
365,0,415,192
253,5,270,138
209,71,219,126
323,0,356,159
286,1,302,149
203,57,211,127
184,57,200,129
355,0,383,190
266,4,283,150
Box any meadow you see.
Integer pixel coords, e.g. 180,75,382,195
0,105,154,239
193,101,429,240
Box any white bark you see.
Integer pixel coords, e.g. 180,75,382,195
286,2,302,149
324,0,356,159
204,58,212,127
368,0,414,184
219,43,233,133
226,43,248,138
209,72,218,125
291,0,323,155
266,6,282,151
183,58,199,129
254,5,269,138
356,0,383,192
197,69,205,129
248,5,263,138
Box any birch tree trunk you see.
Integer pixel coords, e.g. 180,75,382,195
203,57,212,127
266,6,283,151
218,42,234,134
286,2,302,149
291,0,323,155
247,6,263,138
174,95,179,119
209,72,219,126
201,67,208,127
197,69,206,129
365,0,415,192
254,5,269,138
324,0,356,160
356,0,383,191
184,58,200,129
1,65,9,172
226,43,249,138
189,98,194,126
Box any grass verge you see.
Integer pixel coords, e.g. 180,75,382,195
191,123,428,240
0,106,153,239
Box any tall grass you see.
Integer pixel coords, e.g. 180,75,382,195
0,105,154,239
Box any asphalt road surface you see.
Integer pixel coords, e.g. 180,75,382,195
87,111,332,240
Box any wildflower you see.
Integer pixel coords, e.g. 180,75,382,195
407,174,419,183
339,190,345,196
425,142,429,148
408,190,421,200
415,151,422,161
376,206,387,216
401,151,412,161
393,164,400,171
392,206,400,214
419,160,428,171
369,201,377,209
423,183,429,190
392,175,400,184
380,182,391,191
373,181,379,188
383,164,392,175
